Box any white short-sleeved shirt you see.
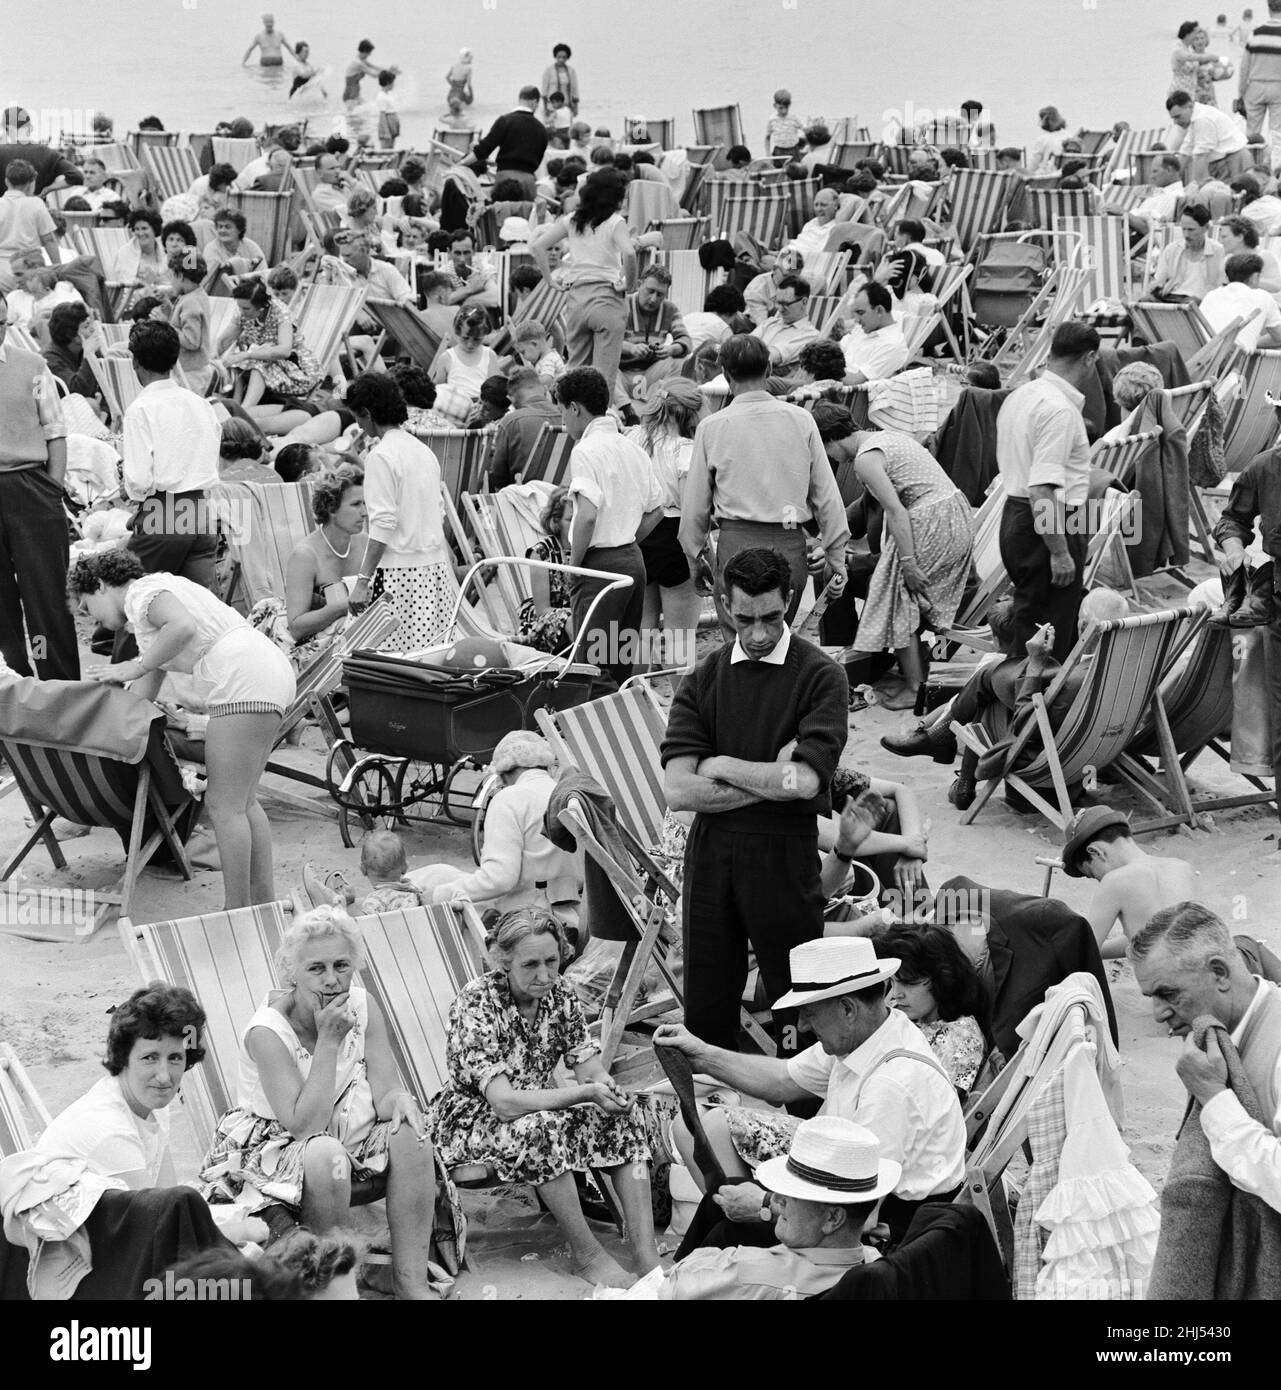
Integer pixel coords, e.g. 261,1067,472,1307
37,1074,172,1190
559,212,632,290
995,370,1092,508
786,1007,966,1200
1200,280,1281,352
568,415,663,549
839,322,909,381
124,571,248,674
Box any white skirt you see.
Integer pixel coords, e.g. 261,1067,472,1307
374,563,456,653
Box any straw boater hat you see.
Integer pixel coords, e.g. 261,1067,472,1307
772,937,899,1011
756,1117,900,1204
1061,806,1130,877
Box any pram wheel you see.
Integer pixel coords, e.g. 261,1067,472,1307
325,739,405,849
470,768,502,865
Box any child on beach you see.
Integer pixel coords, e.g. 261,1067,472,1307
358,830,424,914
376,70,400,151
545,91,572,150
512,319,566,387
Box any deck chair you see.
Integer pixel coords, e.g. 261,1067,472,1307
951,606,1200,832
86,350,143,427
625,117,676,149
458,490,530,632
803,249,852,297
536,687,776,1060
520,421,574,485
652,249,723,317
430,127,477,155
1081,486,1141,600
1053,214,1130,301
1221,347,1281,473
785,175,820,238
228,189,295,267
365,299,442,372
142,143,201,201
411,428,491,505
91,142,145,200
0,1042,52,1155
211,137,259,173
1025,188,1096,231
945,169,1018,258
828,140,880,171
707,182,789,247
1090,426,1162,487
1165,379,1221,563
929,261,973,361
649,217,707,251
70,225,131,317
678,152,720,215
1098,183,1153,217
692,105,744,161
936,479,1011,654
1103,126,1165,184
292,281,365,377
999,263,1097,385
1121,617,1276,824
1125,300,1211,364
0,682,200,936
208,478,315,612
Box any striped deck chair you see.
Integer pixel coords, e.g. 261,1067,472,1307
716,190,789,249
936,480,1011,654
945,169,1017,258
211,136,259,172
86,350,143,427
1125,301,1210,363
692,104,744,155
968,147,1017,173
128,128,179,157
678,150,720,215
0,686,199,934
1098,184,1153,217
1103,127,1165,184
520,421,575,485
652,249,723,317
0,1042,52,1154
785,175,820,238
1122,619,1276,822
649,217,707,251
1165,379,1218,561
1222,348,1281,473
365,299,442,372
952,607,1200,831
1090,426,1162,487
879,145,916,178
626,117,677,149
928,262,973,360
430,127,477,155
228,189,295,267
1054,214,1130,301
208,478,315,611
998,263,1097,385
511,276,568,336
808,294,846,339
458,489,528,629
1076,130,1115,158
92,141,145,199
828,141,880,171
410,428,492,504
293,281,365,376
142,143,200,201
802,249,851,297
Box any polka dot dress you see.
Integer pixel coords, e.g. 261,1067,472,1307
373,563,456,654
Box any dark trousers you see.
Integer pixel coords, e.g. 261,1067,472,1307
0,467,79,680
1267,567,1281,825
949,656,1022,727
682,818,825,1055
714,520,809,638
568,541,646,690
998,496,1086,663
113,489,218,662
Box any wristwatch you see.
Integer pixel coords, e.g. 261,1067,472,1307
833,848,856,865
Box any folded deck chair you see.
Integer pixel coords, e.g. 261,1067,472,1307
84,351,142,429
536,687,776,1058
945,169,1017,258
142,143,201,202
1102,126,1165,184
678,152,720,215
365,299,443,373
785,175,821,238
458,490,530,632
951,606,1199,832
208,478,316,612
1221,347,1281,473
0,680,200,937
0,1042,52,1156
406,428,491,505
1121,617,1276,821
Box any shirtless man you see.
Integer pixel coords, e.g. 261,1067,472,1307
243,13,290,67
1062,807,1199,959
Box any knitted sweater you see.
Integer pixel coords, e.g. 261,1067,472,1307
660,633,847,834
0,344,59,467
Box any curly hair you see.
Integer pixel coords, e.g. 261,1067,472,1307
387,363,435,409
873,924,994,1047
275,905,367,982
345,371,409,426
797,340,847,384
269,1229,365,1296
66,547,145,605
220,417,268,462
452,304,490,338
489,906,570,971
311,463,365,524
214,208,248,239
103,983,207,1075
160,219,197,247
539,485,572,537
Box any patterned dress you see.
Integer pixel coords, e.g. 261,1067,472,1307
428,971,651,1184
233,295,324,398
850,431,973,656
517,535,572,653
916,1015,987,1096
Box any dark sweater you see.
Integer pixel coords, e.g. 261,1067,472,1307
660,633,847,835
472,110,549,175
1214,446,1281,562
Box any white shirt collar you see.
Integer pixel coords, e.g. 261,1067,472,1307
1231,976,1269,1047
581,415,620,440
729,627,791,665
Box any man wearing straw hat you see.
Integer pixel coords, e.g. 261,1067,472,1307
657,1117,896,1299
655,936,965,1247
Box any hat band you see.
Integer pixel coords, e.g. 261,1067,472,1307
789,968,885,992
785,1155,878,1193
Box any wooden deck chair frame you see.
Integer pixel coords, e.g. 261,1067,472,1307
1125,300,1211,364
85,349,143,428
1054,213,1131,302
1081,488,1141,601
1221,347,1281,474
0,1042,53,1154
679,151,720,215
292,280,366,378
1103,126,1165,184
1165,379,1221,564
1025,188,1096,232
998,263,1097,385
519,422,575,486
365,299,442,373
951,607,1199,832
692,105,745,162
458,490,529,632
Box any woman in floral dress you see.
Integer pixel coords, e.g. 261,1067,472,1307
816,408,973,710
518,486,573,653
225,279,323,412
428,907,661,1289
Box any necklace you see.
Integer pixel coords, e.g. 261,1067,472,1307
320,527,351,559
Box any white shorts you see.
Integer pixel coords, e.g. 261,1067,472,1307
196,627,297,718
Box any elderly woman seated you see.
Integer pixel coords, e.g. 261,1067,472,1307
409,731,582,932
0,985,255,1299
198,906,458,1300
428,907,660,1288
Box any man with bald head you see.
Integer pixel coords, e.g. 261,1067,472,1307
243,13,291,67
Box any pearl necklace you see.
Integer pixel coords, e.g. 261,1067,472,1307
320,527,352,559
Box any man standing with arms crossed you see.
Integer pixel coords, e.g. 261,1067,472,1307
994,320,1097,662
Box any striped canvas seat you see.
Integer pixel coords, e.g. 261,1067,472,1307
679,154,719,215
1126,301,1209,362
86,351,143,427
692,104,744,154
211,136,259,172
879,146,916,178
1089,427,1161,486
953,607,1198,831
1103,126,1165,183
459,490,529,627
652,249,723,317
968,147,1017,172
1222,348,1281,473
430,127,476,155
1053,214,1130,301
803,249,851,297
520,421,574,486
945,169,1017,257
208,478,315,610
227,188,295,267
293,281,366,375
0,1043,51,1155
1000,264,1096,385
1165,379,1213,435
785,175,820,237
129,129,179,156
406,428,492,504
716,190,789,249
626,117,676,149
649,217,707,251
937,480,1010,652
366,299,443,372
142,143,201,201
828,141,879,170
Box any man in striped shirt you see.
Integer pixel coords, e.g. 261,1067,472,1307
1237,0,1281,170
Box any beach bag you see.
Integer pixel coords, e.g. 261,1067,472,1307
971,241,1049,329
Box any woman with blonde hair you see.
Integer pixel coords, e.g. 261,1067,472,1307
627,378,705,675
1029,105,1069,176
198,905,461,1299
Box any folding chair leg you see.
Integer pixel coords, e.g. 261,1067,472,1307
2,805,66,876
117,766,154,917
146,778,194,881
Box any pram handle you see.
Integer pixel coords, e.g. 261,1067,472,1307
451,556,634,677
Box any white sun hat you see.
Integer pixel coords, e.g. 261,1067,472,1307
771,936,899,1011
756,1117,901,1204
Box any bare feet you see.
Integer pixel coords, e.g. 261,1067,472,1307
571,1249,635,1289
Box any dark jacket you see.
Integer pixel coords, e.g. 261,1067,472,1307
1080,341,1191,440
42,339,98,399
544,767,635,943
929,386,1014,505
